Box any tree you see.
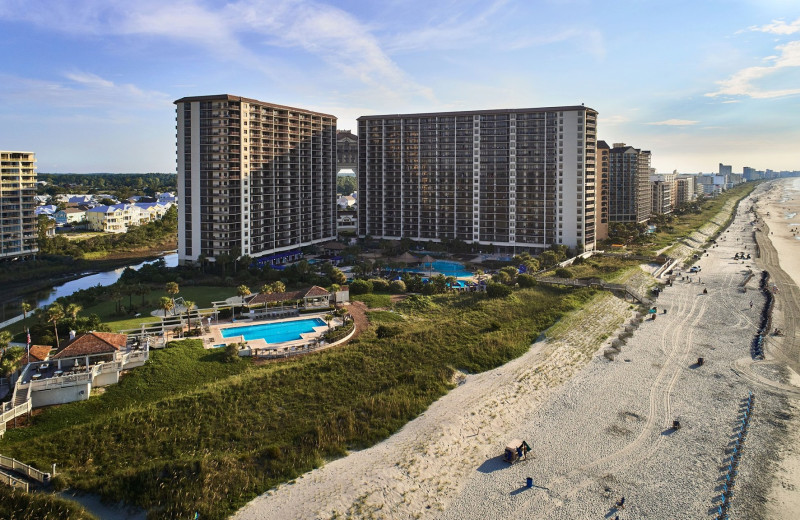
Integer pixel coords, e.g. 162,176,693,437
329,267,347,285
236,285,251,318
159,296,174,318
350,279,373,295
486,282,513,298
165,282,179,308
271,281,286,294
65,303,82,323
0,330,12,351
21,302,32,333
135,284,149,306
46,302,66,350
183,300,196,331
324,313,334,330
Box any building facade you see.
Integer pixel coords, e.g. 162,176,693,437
595,141,610,240
336,130,358,172
607,143,652,223
174,95,337,265
0,151,38,260
650,172,676,215
357,106,599,254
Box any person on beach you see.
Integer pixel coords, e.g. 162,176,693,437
750,301,754,309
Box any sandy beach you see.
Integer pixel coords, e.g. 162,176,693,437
233,179,800,519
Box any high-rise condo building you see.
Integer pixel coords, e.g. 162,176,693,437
595,140,610,241
174,95,337,265
357,106,599,253
0,151,38,260
607,143,652,223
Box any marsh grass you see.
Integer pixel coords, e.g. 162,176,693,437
0,286,591,519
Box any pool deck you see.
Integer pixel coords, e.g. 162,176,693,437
204,312,340,353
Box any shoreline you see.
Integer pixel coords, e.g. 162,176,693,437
233,185,769,519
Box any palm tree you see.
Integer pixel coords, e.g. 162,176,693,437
46,302,65,350
159,296,174,318
183,300,196,331
135,283,149,306
260,283,273,295
324,313,334,330
271,281,286,293
21,302,32,333
165,282,179,308
66,303,82,320
236,285,251,318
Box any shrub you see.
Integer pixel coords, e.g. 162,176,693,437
555,267,574,279
222,343,241,362
375,325,400,339
369,278,390,293
486,282,513,298
389,280,406,294
349,279,373,295
517,274,537,288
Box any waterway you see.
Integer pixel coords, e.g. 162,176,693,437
0,253,178,325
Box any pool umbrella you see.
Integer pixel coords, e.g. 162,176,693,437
420,255,436,276
394,251,418,264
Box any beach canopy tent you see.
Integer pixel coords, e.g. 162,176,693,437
504,439,531,463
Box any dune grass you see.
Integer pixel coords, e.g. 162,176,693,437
0,487,96,520
351,293,393,308
0,285,593,519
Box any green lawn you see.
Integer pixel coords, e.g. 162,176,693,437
80,285,237,332
0,286,592,520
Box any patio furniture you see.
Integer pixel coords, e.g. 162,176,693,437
31,373,42,381
54,370,64,377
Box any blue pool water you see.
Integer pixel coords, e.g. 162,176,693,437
397,260,473,278
222,318,326,343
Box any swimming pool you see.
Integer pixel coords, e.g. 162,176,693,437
221,318,326,344
398,260,473,278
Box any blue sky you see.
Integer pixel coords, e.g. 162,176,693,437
1,0,799,173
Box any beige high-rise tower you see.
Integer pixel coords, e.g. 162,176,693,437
0,151,38,260
357,106,599,254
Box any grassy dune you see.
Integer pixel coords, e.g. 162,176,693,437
0,286,592,519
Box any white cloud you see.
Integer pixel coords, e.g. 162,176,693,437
0,71,171,112
746,17,800,35
646,119,700,126
706,40,800,99
0,0,433,102
386,1,507,53
600,114,629,125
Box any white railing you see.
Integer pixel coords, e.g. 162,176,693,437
0,454,50,483
0,470,29,491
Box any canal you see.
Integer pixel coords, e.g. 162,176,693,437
0,253,178,325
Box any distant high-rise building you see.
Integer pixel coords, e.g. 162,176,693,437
357,106,599,253
650,172,676,215
0,151,38,260
675,174,696,206
174,95,337,266
336,130,358,173
742,166,758,181
719,163,732,178
595,140,610,241
607,143,651,223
